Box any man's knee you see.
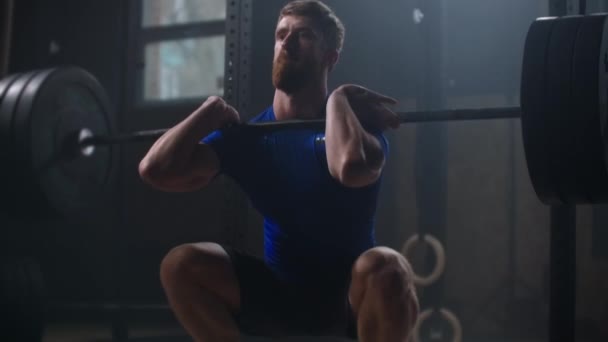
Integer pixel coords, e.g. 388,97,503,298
161,243,197,288
352,247,415,301
160,242,222,288
159,242,240,308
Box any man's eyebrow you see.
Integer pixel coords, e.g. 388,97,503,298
276,26,318,35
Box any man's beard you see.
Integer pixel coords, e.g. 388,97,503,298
272,54,321,93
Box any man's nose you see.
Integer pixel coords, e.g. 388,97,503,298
282,32,298,52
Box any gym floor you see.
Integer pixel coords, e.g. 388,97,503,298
39,307,604,342
36,307,576,342
42,323,350,342
40,307,355,342
41,324,544,342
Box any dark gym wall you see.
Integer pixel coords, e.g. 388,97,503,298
440,0,547,338
9,0,128,108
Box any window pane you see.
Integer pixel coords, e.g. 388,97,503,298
143,36,225,101
142,0,226,27
586,0,608,13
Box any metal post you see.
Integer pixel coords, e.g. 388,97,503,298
549,205,577,342
0,0,14,77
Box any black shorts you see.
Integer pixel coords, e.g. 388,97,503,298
222,245,358,339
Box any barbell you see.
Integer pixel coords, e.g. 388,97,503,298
1,14,608,218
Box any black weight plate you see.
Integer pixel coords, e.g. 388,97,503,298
0,73,25,168
545,15,585,204
0,71,41,214
12,67,114,218
570,14,608,203
0,72,39,161
521,17,560,205
0,73,22,105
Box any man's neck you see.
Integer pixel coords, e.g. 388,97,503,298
272,85,328,121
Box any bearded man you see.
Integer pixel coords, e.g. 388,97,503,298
139,1,419,341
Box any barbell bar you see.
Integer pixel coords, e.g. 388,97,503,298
76,106,523,148
1,13,608,219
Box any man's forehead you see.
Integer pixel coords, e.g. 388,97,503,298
276,15,319,31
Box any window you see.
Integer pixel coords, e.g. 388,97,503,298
137,0,226,102
142,0,226,27
585,0,608,13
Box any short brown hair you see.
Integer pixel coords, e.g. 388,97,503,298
278,0,345,53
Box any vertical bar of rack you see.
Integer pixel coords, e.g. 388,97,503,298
546,2,577,341
223,0,253,248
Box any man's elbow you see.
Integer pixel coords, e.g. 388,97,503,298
139,159,171,190
330,157,383,188
138,157,160,185
138,158,211,192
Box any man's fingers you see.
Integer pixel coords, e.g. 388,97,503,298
364,89,398,105
389,114,400,129
348,86,398,105
386,110,401,129
376,103,401,128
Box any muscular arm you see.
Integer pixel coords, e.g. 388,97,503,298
138,97,237,192
325,88,385,188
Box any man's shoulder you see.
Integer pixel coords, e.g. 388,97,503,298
248,106,275,123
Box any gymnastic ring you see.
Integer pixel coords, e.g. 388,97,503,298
400,233,446,287
411,307,463,342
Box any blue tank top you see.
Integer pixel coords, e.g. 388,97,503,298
203,106,388,283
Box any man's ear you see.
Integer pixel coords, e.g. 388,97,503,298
326,49,340,72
